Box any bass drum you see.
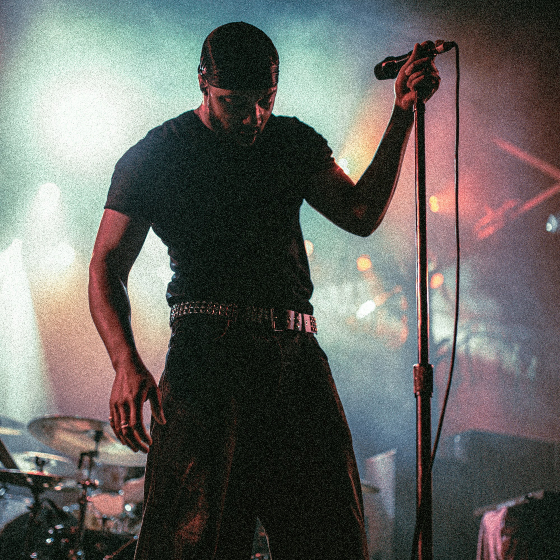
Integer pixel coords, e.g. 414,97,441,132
0,508,132,560
0,506,75,560
0,493,30,529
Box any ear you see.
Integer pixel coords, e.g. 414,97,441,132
198,75,208,95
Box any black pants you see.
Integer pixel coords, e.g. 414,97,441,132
135,316,368,560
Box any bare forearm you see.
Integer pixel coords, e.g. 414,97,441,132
346,42,440,236
353,104,414,235
88,210,163,451
88,258,143,374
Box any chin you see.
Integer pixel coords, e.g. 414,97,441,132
233,133,258,147
237,138,256,147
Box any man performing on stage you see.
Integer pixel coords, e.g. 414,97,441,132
89,22,440,560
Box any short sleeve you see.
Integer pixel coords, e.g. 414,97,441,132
106,130,170,223
285,117,336,174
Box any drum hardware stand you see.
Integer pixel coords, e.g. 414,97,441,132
68,430,103,560
102,534,138,560
0,435,43,559
0,462,70,560
33,455,48,472
23,456,50,558
0,436,19,470
21,416,148,559
22,475,48,559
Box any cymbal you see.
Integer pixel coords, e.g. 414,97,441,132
360,480,380,494
27,416,147,467
0,416,25,436
0,427,22,436
13,451,77,477
0,468,64,489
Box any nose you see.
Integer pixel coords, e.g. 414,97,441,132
242,104,263,127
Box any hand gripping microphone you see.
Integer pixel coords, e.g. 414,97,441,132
374,40,455,80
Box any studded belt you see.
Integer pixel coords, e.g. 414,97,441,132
169,301,317,334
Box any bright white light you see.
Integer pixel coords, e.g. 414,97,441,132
0,239,53,421
25,183,71,277
157,264,171,285
36,74,134,166
356,299,377,319
339,158,351,175
38,182,60,202
0,240,23,270
37,183,61,216
41,241,76,273
546,214,558,233
47,84,118,151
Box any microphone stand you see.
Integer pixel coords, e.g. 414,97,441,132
413,97,433,560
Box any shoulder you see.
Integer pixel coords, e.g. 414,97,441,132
132,110,200,153
264,115,331,153
114,111,201,172
262,115,333,171
266,114,325,140
152,110,204,143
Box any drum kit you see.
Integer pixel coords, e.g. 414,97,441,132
0,415,146,560
1,414,376,560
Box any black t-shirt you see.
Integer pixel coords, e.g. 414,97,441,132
106,110,336,314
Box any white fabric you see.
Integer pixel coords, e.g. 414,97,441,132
476,507,508,560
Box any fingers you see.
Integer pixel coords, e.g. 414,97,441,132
404,55,437,82
125,397,151,453
110,400,145,452
109,379,156,454
109,410,127,447
111,409,149,453
397,43,441,105
407,70,440,91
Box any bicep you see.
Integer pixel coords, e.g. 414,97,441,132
90,209,151,281
304,165,367,236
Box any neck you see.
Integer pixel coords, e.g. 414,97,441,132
194,104,211,131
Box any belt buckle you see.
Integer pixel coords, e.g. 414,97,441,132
271,309,283,331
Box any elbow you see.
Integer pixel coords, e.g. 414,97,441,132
355,223,378,237
351,212,382,237
357,227,375,238
339,218,378,238
88,255,105,307
89,249,127,285
88,253,130,319
88,252,122,300
348,204,383,237
88,253,106,287
88,256,99,287
356,207,388,237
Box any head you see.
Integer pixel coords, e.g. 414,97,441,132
196,22,279,147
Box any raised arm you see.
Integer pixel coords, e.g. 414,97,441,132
89,208,166,453
305,42,440,237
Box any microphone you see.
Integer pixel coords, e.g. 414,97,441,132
374,40,454,80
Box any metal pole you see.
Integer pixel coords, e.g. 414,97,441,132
413,98,433,560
